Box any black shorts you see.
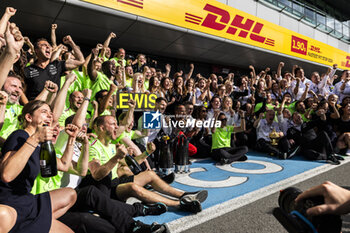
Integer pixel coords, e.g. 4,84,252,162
110,175,134,200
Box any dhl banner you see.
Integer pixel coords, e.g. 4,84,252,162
81,0,350,69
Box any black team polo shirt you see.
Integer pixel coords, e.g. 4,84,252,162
24,60,67,100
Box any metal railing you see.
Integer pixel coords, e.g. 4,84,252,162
259,0,350,43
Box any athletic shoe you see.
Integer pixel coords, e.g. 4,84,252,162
180,199,202,213
132,221,167,233
287,146,300,159
180,190,208,203
346,149,350,156
238,154,248,161
278,152,287,160
333,154,345,161
143,202,167,216
160,172,175,184
326,154,341,165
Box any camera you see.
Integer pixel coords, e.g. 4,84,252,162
273,187,342,233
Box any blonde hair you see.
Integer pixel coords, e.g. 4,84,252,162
132,72,146,93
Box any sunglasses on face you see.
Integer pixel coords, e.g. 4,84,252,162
220,118,227,121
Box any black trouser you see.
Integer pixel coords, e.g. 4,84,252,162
211,146,248,162
256,137,290,156
191,137,211,158
72,185,145,233
301,131,333,160
233,132,248,147
59,212,116,233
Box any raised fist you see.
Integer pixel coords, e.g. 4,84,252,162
51,24,57,30
109,32,116,38
5,7,16,17
0,91,8,105
82,89,92,99
44,81,58,93
65,124,79,138
146,142,156,155
63,35,73,45
116,144,127,159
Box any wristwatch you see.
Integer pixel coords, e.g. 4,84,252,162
83,97,90,102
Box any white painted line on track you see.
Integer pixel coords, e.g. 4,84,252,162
166,157,350,233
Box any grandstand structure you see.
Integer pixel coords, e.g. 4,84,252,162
1,0,349,76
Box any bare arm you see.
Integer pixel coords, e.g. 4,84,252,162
253,113,264,128
0,23,24,89
89,144,126,181
69,133,90,176
35,81,58,104
0,7,16,35
0,126,51,183
72,89,92,129
0,92,8,130
185,63,194,81
277,62,284,79
98,83,117,115
63,35,85,70
165,64,171,77
52,73,76,122
57,124,78,172
50,24,57,49
120,99,136,126
234,110,246,133
87,48,99,81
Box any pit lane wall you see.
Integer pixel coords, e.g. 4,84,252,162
81,0,350,69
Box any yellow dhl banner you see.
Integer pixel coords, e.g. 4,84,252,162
81,0,350,70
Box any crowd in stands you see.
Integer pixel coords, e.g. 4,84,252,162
0,6,350,233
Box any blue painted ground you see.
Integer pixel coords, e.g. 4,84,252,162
135,151,326,224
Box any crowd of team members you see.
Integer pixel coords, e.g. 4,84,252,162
0,6,350,233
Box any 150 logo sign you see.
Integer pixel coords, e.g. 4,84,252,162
291,35,308,55
342,56,350,68
186,4,275,46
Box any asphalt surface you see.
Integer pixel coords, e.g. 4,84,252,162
183,161,350,233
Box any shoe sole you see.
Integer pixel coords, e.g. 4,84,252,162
182,190,208,203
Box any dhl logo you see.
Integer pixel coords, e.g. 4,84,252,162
185,4,275,46
341,56,350,68
117,0,143,9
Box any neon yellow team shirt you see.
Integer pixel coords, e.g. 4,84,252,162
89,139,118,179
109,57,126,67
31,148,63,194
0,104,23,139
212,125,235,150
60,70,86,109
91,72,113,99
58,108,91,127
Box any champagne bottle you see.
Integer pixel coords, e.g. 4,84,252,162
125,154,142,175
40,139,57,177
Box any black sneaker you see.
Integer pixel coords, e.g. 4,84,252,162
143,202,167,216
180,199,202,213
238,154,248,161
287,146,300,158
180,190,208,203
327,154,341,165
151,222,168,233
278,152,287,160
219,158,230,165
132,221,167,233
333,154,345,161
160,172,175,184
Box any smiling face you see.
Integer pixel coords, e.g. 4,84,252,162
69,91,84,111
25,103,53,128
3,77,23,104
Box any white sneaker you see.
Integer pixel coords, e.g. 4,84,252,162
346,149,350,156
